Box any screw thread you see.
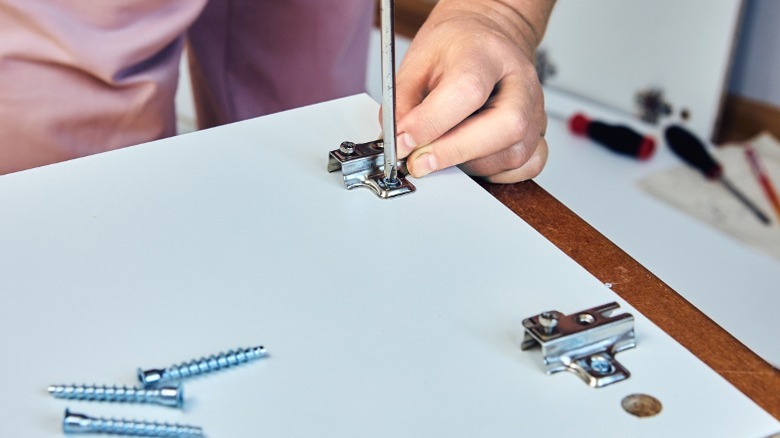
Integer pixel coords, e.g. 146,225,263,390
150,346,266,386
89,418,201,437
63,409,202,437
139,345,267,387
48,384,182,408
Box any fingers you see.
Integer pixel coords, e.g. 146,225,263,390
468,137,549,184
393,56,431,123
458,108,547,178
404,74,543,179
394,56,502,159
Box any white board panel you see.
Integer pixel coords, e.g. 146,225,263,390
0,95,776,436
541,0,742,139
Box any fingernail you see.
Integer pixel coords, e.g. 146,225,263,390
412,153,437,178
397,132,416,157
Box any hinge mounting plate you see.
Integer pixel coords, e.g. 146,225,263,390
327,140,415,199
521,302,636,388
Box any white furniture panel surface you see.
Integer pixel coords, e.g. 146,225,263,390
0,95,777,436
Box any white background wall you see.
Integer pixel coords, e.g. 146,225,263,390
728,0,780,107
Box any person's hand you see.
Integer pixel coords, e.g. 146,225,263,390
391,0,553,183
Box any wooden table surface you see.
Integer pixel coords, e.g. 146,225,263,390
479,179,780,420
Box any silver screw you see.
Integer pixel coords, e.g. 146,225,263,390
138,345,267,388
588,355,615,376
339,141,356,154
538,311,558,335
381,176,402,188
63,408,203,437
48,383,183,408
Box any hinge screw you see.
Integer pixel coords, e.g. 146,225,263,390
339,141,356,154
48,383,183,408
63,408,203,436
138,345,267,388
538,311,558,334
588,355,615,376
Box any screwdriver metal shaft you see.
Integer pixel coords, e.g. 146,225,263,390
665,125,771,225
718,176,771,225
380,0,400,186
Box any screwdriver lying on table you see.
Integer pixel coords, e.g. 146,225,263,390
665,125,771,225
568,112,656,160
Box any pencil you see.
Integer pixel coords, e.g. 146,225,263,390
744,144,780,222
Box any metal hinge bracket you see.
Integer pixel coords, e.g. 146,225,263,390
521,302,636,388
327,140,415,199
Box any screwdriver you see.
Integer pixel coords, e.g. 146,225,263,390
664,125,771,225
380,0,400,186
568,112,656,160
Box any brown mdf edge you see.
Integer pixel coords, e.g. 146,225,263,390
476,178,780,421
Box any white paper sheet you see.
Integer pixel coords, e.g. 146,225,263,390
0,95,776,436
639,132,780,260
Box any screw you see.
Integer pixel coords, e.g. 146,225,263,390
588,355,615,376
380,176,402,189
138,345,267,388
63,408,203,437
48,383,183,408
538,311,558,334
339,141,356,154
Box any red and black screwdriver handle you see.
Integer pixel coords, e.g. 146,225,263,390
664,125,722,179
664,124,770,224
568,113,656,160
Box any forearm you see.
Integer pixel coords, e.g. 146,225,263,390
430,0,555,55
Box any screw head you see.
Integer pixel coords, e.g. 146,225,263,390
588,355,615,376
138,368,166,388
538,311,558,334
339,141,356,154
63,408,93,433
381,176,402,188
159,384,185,408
